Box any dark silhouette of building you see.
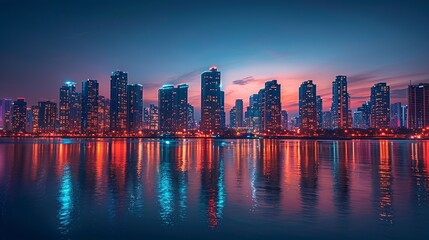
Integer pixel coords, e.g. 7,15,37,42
0,98,13,131
201,67,224,134
82,79,99,134
322,111,332,129
316,96,323,129
281,110,288,130
229,106,236,128
390,102,402,129
187,104,196,130
370,82,390,128
299,80,317,130
12,98,27,133
110,70,128,133
158,84,188,132
59,81,81,133
98,96,110,133
331,75,350,129
357,101,371,129
38,101,57,133
127,84,143,133
235,99,243,127
408,83,429,129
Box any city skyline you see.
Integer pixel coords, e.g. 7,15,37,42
1,1,429,118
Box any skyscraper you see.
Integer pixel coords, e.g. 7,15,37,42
322,111,332,129
357,101,371,129
59,81,80,133
408,83,429,129
82,79,99,134
259,80,281,132
201,66,223,134
158,84,188,132
229,106,236,128
0,98,13,131
353,111,364,129
187,104,195,130
127,84,143,133
401,105,408,128
31,106,39,133
247,94,260,131
12,98,27,133
38,101,57,133
235,99,243,127
148,104,159,130
316,96,323,129
98,96,110,133
390,102,402,129
110,70,128,133
370,82,390,128
299,80,317,130
281,110,288,130
331,75,350,129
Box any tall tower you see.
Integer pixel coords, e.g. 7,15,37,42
110,70,128,133
370,82,390,128
200,66,223,134
408,83,429,129
331,75,350,129
259,80,281,132
127,84,143,133
12,98,27,133
59,81,81,133
82,79,99,134
158,84,188,133
299,80,317,130
38,101,57,133
316,96,323,129
235,99,243,127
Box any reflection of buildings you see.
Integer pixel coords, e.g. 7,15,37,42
374,141,394,224
200,139,225,228
299,141,319,217
332,141,351,216
158,141,188,224
410,142,429,209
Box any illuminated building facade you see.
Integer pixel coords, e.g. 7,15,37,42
0,98,13,131
98,96,110,133
357,101,371,129
316,95,323,129
59,81,81,133
38,101,57,133
408,83,429,129
390,102,402,129
127,84,143,133
158,84,188,132
281,110,288,130
259,80,281,132
82,79,99,134
12,98,27,133
235,99,243,127
370,82,390,128
331,75,350,129
110,70,128,133
299,80,317,130
201,67,223,134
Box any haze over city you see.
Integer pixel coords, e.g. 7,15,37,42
1,0,429,118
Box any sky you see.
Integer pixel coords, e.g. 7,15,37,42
1,0,429,119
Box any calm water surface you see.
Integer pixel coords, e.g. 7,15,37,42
0,138,429,239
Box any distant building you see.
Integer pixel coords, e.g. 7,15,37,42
229,106,236,128
331,75,350,129
390,102,402,129
281,110,288,130
259,80,281,132
200,67,224,134
158,83,188,132
370,82,390,128
59,81,81,133
110,70,128,133
31,106,39,133
38,101,57,133
357,101,371,129
148,104,159,130
187,104,195,130
322,111,332,129
12,98,27,133
246,94,260,131
235,99,243,127
299,80,317,130
408,83,429,129
401,105,408,128
82,79,99,134
353,111,364,129
98,96,110,133
316,96,323,129
127,84,143,133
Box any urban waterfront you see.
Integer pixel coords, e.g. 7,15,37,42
1,138,429,239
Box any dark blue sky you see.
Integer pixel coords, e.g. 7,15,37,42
1,0,428,117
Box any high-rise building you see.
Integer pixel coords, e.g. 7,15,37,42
401,105,408,128
259,80,281,132
0,98,13,131
98,96,110,133
31,106,39,133
201,67,223,134
38,101,57,133
82,79,99,134
127,84,143,133
370,82,390,128
229,106,236,128
331,75,350,129
353,111,364,129
316,96,323,129
322,111,332,129
26,108,33,133
408,83,429,129
59,81,81,133
299,80,317,130
148,104,159,130
235,99,243,127
220,90,226,130
357,101,371,129
158,84,188,132
187,104,195,130
390,102,402,129
247,94,260,131
12,98,27,133
281,110,288,130
110,70,128,133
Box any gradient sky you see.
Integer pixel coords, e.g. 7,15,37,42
1,0,428,119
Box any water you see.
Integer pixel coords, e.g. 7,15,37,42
0,138,428,239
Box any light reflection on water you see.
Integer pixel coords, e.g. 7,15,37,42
0,138,429,239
